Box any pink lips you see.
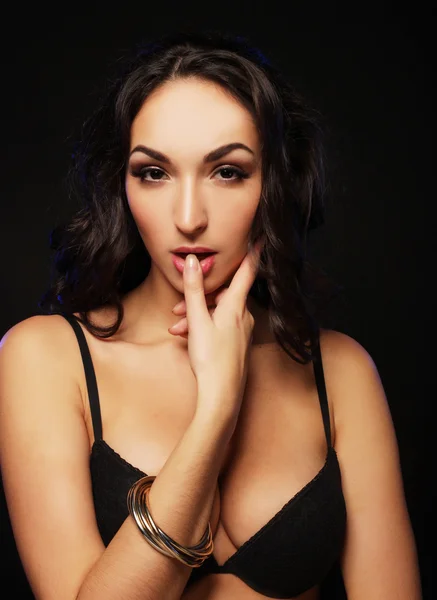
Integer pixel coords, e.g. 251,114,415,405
171,253,216,275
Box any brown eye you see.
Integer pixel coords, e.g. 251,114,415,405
130,166,167,183
214,166,249,182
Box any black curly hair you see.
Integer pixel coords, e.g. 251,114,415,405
39,28,342,363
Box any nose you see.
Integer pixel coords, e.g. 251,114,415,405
173,178,208,236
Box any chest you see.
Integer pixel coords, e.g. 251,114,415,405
80,337,333,562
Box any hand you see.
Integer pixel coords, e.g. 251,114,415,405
169,288,227,340
169,242,263,418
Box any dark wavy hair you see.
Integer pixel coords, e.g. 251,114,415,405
39,28,342,363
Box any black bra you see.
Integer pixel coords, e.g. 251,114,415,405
63,314,347,599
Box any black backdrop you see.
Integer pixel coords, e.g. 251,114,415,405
0,2,433,598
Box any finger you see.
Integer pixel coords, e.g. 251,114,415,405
214,288,228,305
169,308,215,336
168,329,188,340
172,303,187,316
172,287,228,316
168,317,188,335
167,322,189,338
223,241,263,309
172,297,217,316
182,254,211,329
172,300,186,314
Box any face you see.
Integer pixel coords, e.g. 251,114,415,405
125,77,262,296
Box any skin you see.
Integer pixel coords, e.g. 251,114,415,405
122,77,422,599
0,75,422,600
117,77,317,599
122,76,269,347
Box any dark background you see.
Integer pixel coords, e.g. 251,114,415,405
0,2,433,598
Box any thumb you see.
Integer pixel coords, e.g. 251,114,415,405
183,254,210,328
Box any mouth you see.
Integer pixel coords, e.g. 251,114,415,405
171,252,217,275
173,252,216,261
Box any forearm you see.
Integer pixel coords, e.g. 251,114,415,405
77,405,234,600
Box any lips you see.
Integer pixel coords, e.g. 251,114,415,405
172,246,216,253
171,252,216,275
174,252,215,260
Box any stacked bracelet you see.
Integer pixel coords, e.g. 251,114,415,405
127,475,214,567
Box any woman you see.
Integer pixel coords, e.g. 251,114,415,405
0,29,421,599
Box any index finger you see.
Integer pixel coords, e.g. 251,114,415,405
182,254,211,329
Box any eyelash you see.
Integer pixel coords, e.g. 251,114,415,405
130,165,250,184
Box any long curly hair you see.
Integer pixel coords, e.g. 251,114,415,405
39,28,342,364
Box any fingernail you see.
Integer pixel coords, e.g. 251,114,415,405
172,301,182,313
186,254,199,271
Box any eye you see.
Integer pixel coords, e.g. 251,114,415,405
130,166,168,183
213,166,249,183
129,164,250,184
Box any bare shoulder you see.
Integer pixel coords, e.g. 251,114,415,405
0,314,84,419
318,327,375,370
316,328,386,445
1,313,75,348
3,312,78,378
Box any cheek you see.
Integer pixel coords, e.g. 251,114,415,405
217,193,260,240
126,183,168,250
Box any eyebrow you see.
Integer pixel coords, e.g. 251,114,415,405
129,142,255,164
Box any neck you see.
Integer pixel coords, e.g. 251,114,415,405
114,266,273,347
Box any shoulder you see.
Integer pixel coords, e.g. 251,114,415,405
318,327,375,370
318,327,379,394
0,314,88,466
1,314,79,364
0,314,85,415
317,328,387,441
1,313,71,340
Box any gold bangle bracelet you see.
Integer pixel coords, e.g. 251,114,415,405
127,476,213,566
127,476,214,567
137,478,213,564
142,486,212,560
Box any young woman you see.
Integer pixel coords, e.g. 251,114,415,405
0,30,421,599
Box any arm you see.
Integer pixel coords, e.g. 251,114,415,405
320,330,422,599
0,315,232,600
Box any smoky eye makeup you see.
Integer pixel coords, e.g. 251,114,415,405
128,161,255,184
129,164,165,180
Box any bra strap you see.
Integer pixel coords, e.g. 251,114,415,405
61,314,103,442
312,331,332,448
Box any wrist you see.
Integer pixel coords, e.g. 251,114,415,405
193,394,238,440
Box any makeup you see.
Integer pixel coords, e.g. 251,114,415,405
171,253,216,275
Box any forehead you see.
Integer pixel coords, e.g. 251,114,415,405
130,78,260,153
